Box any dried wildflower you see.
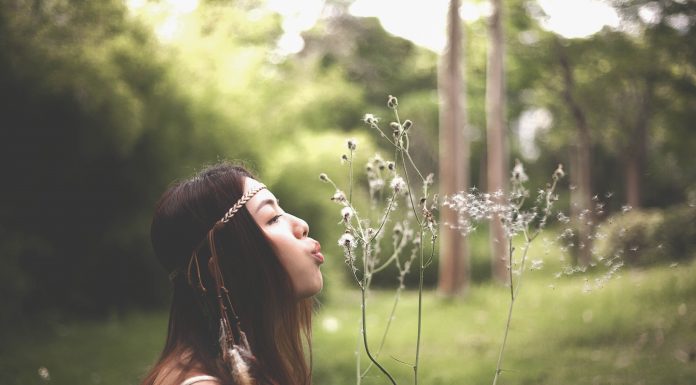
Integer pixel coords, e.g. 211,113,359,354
341,206,353,223
511,159,529,183
369,178,385,192
319,173,329,182
338,231,356,249
387,161,395,171
390,176,407,194
425,173,434,186
530,259,544,270
331,190,347,204
341,154,349,164
38,367,50,381
387,95,398,109
390,122,402,139
393,222,403,236
553,163,565,180
363,113,378,125
402,119,413,131
347,138,357,151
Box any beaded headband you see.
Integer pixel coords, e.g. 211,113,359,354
168,184,267,281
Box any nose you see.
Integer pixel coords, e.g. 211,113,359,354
288,213,309,239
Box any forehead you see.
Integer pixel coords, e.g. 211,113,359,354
244,177,276,212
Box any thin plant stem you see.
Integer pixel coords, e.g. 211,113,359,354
492,237,532,385
361,283,403,378
349,150,354,205
414,230,424,385
361,286,398,385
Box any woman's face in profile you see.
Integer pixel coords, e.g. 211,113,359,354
245,177,324,298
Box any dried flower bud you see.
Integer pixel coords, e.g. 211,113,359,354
341,154,349,164
347,138,357,151
553,163,565,180
319,173,329,182
387,161,395,171
425,173,434,186
366,163,373,172
402,120,412,130
387,95,398,109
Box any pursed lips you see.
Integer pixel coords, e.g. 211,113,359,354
310,241,324,264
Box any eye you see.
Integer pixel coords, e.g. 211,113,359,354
268,213,283,225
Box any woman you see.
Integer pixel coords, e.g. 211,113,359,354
140,163,324,385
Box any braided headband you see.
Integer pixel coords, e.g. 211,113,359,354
168,184,267,281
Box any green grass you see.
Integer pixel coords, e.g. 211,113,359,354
2,261,695,385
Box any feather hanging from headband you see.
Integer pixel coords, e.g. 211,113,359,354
208,224,257,385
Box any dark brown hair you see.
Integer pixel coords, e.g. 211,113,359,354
141,163,313,385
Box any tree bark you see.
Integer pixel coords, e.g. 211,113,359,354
556,41,592,266
438,0,470,296
486,0,509,283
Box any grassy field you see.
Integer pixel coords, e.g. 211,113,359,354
2,260,695,385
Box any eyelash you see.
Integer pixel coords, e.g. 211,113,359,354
268,213,283,225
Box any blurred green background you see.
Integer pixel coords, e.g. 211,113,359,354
0,0,694,384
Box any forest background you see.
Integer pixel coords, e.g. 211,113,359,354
0,0,695,384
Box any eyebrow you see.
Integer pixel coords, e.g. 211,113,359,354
254,198,278,214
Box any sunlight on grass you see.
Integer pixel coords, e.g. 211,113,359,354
1,261,694,385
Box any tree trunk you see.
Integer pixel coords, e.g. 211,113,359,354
556,41,592,266
486,0,509,283
625,80,653,208
438,0,470,296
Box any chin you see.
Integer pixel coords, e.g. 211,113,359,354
297,275,323,299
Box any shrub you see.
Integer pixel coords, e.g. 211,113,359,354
597,204,696,266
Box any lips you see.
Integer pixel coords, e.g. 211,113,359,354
311,242,324,264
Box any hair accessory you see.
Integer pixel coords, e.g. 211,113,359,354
183,184,267,382
220,185,267,223
169,185,267,282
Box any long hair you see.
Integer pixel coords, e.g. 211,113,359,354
141,163,313,385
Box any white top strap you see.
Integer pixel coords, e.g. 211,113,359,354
180,375,220,385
